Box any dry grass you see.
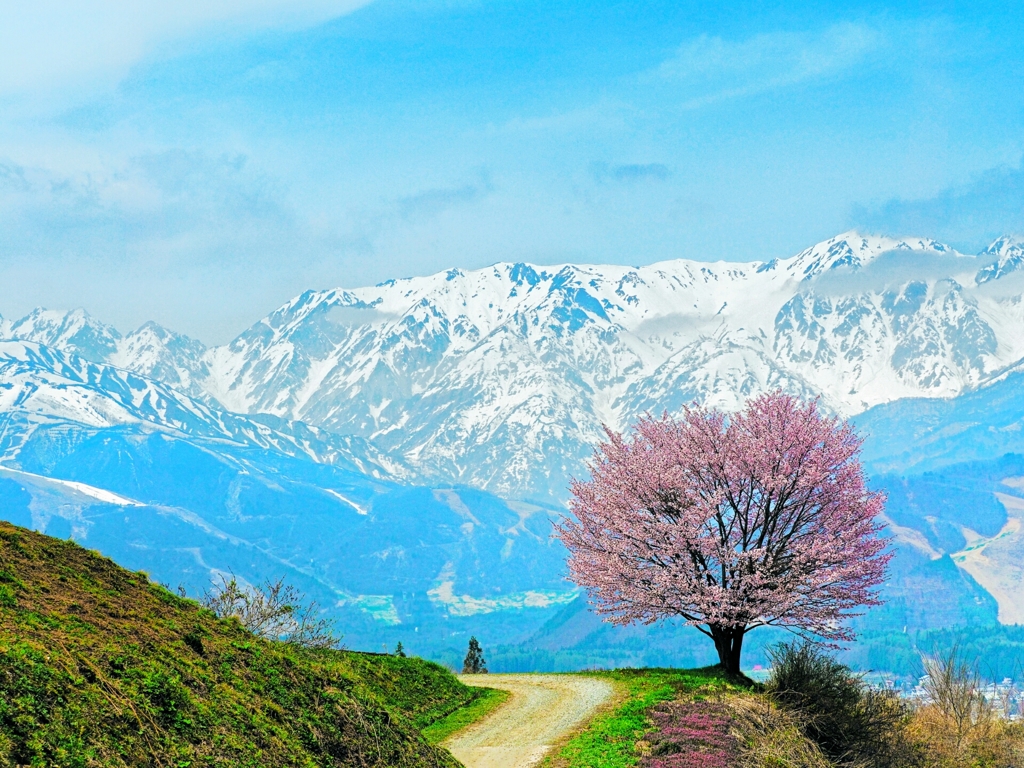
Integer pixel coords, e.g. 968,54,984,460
726,693,833,768
904,646,1024,767
907,705,1023,767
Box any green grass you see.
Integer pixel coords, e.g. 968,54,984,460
342,651,482,731
543,666,743,768
422,686,511,744
0,522,474,768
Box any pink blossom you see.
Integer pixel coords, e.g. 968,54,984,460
643,701,738,767
556,392,890,674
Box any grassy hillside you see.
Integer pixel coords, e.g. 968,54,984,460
0,522,478,768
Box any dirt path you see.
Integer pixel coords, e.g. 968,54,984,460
444,674,615,768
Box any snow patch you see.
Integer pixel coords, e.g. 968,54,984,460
323,488,367,515
0,466,143,507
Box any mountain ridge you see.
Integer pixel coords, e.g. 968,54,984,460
4,230,1024,500
0,339,405,479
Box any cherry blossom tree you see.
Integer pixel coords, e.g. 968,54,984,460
556,392,890,676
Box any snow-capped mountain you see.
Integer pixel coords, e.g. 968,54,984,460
0,340,401,477
4,309,214,404
197,231,1024,499
4,231,1024,500
5,232,1024,663
6,308,121,361
976,236,1024,284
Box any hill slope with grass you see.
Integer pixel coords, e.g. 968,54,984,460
544,649,1023,768
0,521,479,767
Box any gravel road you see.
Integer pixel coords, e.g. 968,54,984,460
444,674,615,768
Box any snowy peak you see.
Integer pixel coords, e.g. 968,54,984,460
784,231,954,281
192,230,1024,500
112,321,213,403
980,235,1023,256
976,236,1024,284
9,307,121,362
5,229,1024,501
1,310,216,405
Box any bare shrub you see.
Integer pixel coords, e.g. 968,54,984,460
201,574,339,649
910,645,1024,767
921,645,994,751
766,642,920,768
993,677,1022,722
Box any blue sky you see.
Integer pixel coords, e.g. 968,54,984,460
1,0,1022,342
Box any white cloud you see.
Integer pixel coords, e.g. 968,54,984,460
0,0,373,95
327,306,401,326
808,249,980,297
654,22,882,109
852,160,1024,253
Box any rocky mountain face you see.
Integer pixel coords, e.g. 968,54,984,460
0,340,402,478
5,231,1022,501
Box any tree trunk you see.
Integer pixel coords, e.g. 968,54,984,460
710,625,745,677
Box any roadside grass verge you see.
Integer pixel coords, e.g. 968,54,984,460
343,651,483,731
423,686,511,744
543,666,743,768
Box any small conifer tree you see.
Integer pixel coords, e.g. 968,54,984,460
462,636,487,674
394,641,406,657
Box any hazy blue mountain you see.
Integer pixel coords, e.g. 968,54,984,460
855,369,1024,475
0,340,574,657
0,425,573,658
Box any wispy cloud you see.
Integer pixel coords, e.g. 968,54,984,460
0,149,323,341
0,150,288,254
397,176,493,220
0,0,373,96
326,305,401,326
590,162,670,184
852,160,1024,252
809,250,981,297
653,22,883,109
